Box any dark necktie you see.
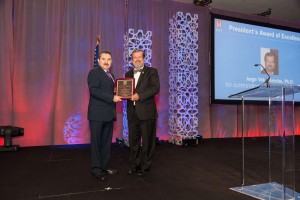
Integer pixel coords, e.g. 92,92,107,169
106,71,115,83
134,69,143,74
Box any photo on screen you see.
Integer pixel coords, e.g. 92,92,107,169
260,48,279,75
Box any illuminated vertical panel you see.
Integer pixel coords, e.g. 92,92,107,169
169,12,199,145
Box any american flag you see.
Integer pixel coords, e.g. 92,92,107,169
93,35,101,67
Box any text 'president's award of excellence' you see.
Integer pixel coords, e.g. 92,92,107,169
115,78,135,100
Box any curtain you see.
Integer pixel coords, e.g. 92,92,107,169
0,0,299,147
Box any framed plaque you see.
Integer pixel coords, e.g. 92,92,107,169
115,78,135,100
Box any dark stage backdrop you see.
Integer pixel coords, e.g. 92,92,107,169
1,0,300,147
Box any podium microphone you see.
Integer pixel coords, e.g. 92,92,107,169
255,64,270,88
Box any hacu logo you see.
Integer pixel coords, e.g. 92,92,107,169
216,19,222,29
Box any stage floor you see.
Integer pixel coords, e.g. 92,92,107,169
0,137,299,200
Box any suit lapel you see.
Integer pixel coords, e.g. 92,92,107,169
128,70,134,78
99,67,114,88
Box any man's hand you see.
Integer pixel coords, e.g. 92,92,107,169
131,93,140,101
113,95,122,102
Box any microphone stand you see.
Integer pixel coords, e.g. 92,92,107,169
255,64,270,88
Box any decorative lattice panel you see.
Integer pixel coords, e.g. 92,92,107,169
168,12,199,145
122,29,152,146
63,112,83,144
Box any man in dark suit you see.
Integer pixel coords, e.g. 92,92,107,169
87,50,122,181
125,49,160,176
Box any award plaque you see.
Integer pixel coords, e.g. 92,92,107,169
115,78,135,100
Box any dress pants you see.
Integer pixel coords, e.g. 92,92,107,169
128,107,156,170
89,120,113,174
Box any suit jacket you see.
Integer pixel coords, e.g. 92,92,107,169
125,66,160,120
87,67,116,122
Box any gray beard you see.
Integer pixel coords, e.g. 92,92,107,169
133,63,144,69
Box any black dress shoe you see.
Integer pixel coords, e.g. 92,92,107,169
93,172,106,181
128,168,137,175
143,168,150,172
105,169,119,175
137,170,145,177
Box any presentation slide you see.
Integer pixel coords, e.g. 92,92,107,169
212,15,300,104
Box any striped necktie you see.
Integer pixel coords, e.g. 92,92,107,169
106,71,115,83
